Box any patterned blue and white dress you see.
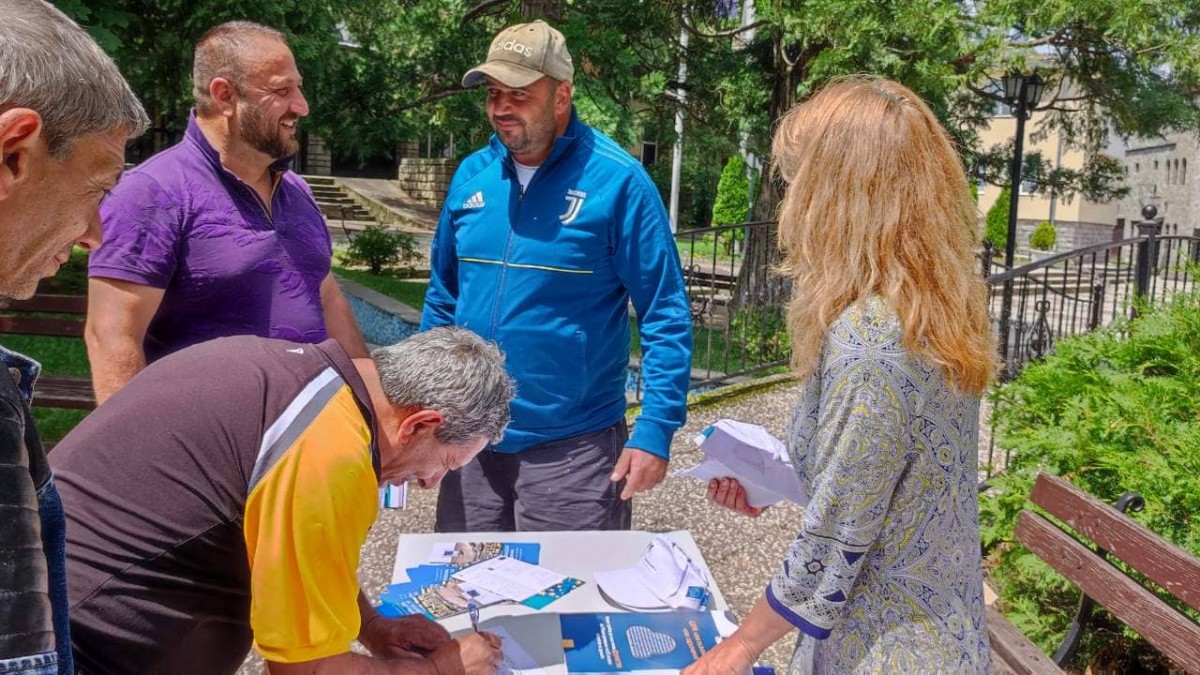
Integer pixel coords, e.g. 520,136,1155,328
768,297,990,674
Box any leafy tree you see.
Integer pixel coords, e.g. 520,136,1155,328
712,155,750,226
985,186,1012,252
61,0,1200,233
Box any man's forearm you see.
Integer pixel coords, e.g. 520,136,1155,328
85,334,146,404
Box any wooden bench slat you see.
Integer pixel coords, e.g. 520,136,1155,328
1030,473,1200,613
1015,510,1200,673
33,377,95,411
5,294,88,314
0,316,85,338
986,605,1064,674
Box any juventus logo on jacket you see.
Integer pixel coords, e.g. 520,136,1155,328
559,189,587,224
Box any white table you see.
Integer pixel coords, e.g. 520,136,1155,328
390,529,730,634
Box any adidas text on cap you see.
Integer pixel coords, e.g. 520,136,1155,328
462,20,574,89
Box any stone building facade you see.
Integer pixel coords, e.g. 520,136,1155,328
1117,132,1199,238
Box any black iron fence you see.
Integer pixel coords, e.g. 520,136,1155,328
985,205,1200,384
628,221,790,404
982,205,1200,474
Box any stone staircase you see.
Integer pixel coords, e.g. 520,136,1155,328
303,176,377,228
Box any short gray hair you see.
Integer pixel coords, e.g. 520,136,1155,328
193,21,287,116
0,0,149,158
373,327,515,445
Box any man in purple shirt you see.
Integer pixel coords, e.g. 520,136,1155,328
86,20,367,404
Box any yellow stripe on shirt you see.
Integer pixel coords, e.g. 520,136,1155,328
243,384,377,664
459,257,594,275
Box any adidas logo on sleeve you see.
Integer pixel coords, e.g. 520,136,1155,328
462,191,486,209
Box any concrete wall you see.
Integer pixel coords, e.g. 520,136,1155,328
396,158,459,205
305,133,332,176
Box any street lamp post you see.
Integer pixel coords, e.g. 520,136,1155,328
996,70,1045,378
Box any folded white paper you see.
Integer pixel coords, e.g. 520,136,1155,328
673,419,808,508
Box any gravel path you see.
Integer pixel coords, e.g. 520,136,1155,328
239,375,1001,672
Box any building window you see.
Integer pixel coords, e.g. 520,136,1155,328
1135,162,1140,173
640,142,658,168
1183,159,1188,184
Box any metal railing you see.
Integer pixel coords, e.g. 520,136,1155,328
628,221,790,404
982,205,1200,474
986,206,1199,384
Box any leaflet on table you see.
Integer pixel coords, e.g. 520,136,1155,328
560,611,721,673
429,541,542,567
380,577,507,621
380,554,582,621
452,555,569,602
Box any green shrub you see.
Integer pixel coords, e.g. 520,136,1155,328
1029,221,1056,251
985,185,1011,251
981,290,1200,665
712,155,750,226
343,225,419,275
729,305,790,362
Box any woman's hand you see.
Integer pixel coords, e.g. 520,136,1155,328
708,478,767,517
682,633,759,675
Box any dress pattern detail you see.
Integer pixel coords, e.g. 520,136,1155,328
767,297,989,674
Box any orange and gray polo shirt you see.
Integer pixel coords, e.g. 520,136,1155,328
50,336,380,675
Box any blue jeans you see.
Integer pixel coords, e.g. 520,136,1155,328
0,652,56,675
36,477,72,675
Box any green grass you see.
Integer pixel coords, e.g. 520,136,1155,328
3,250,92,442
333,265,429,309
676,238,738,265
630,318,787,378
0,335,90,444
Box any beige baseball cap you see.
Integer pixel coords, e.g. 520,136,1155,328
462,20,574,88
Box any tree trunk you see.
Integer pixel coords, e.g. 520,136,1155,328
521,0,562,21
733,34,803,311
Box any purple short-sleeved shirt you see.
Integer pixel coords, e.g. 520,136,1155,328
90,112,332,363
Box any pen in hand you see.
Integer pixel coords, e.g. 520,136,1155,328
467,600,480,633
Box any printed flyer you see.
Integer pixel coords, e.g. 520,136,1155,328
560,611,720,673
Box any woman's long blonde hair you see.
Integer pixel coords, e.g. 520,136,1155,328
773,77,995,394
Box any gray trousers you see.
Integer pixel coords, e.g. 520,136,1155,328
435,420,632,532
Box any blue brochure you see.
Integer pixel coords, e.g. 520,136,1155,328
560,611,720,673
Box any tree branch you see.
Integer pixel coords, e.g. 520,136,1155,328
391,86,473,114
461,0,509,25
679,14,769,39
1004,28,1067,48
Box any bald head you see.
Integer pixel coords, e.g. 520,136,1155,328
192,21,288,116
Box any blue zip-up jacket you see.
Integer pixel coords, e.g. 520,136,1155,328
421,109,692,459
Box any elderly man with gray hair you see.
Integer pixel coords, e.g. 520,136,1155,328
51,328,514,675
0,1,148,673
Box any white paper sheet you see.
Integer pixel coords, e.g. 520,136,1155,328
672,419,809,508
492,626,543,674
452,556,567,602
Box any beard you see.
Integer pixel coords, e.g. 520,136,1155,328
238,101,299,160
491,101,557,160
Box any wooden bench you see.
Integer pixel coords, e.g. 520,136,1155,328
0,294,96,410
988,472,1200,674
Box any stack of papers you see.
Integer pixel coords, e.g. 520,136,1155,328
672,419,809,508
378,542,584,620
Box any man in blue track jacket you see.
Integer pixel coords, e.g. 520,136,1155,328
421,19,693,532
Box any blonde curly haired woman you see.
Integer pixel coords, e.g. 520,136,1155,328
685,78,995,674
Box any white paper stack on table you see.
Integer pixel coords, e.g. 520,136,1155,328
452,555,568,602
672,419,808,508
